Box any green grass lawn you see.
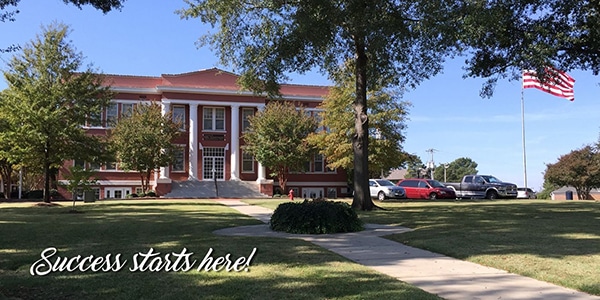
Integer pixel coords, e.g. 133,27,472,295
0,200,440,300
248,198,600,296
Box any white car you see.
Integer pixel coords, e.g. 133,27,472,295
369,179,406,201
517,187,536,199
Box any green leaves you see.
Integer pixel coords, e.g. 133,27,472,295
109,103,181,192
242,101,317,192
308,75,411,176
544,145,600,200
0,23,112,202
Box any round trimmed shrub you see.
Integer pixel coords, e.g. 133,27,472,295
270,199,364,234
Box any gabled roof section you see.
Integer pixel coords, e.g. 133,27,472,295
104,68,329,99
103,74,163,89
161,68,240,90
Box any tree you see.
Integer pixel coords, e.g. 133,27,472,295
243,101,317,194
461,1,600,97
60,166,97,210
544,145,600,200
0,103,15,199
404,155,426,179
179,1,463,210
434,157,478,182
536,180,558,200
308,74,412,179
0,23,113,203
109,103,181,193
1,0,125,53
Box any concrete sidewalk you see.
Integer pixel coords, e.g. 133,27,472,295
213,199,600,300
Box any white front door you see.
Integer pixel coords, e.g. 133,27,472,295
203,147,225,180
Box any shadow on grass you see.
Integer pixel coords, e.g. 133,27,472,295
360,200,600,258
0,200,439,300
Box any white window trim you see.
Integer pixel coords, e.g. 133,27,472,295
202,107,226,132
172,144,186,173
172,105,187,132
241,151,254,173
241,108,254,132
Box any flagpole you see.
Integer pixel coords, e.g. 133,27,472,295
521,82,528,190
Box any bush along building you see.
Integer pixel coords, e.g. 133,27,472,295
56,68,349,200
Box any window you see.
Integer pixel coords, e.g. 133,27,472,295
327,188,337,199
88,111,102,127
104,162,117,171
172,105,186,131
74,160,85,169
242,151,254,173
242,108,254,132
203,107,225,131
121,103,134,117
314,154,324,172
314,111,325,132
106,103,118,127
89,162,101,171
135,187,144,194
172,147,185,172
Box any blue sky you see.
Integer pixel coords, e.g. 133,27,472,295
2,0,599,191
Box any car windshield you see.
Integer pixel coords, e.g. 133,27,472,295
375,179,395,186
427,180,445,188
481,175,502,183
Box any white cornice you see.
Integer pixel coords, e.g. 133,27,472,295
111,87,161,94
157,86,324,102
111,86,324,102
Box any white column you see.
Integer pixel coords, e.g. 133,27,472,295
255,104,266,182
257,162,266,182
189,103,199,180
159,102,170,179
230,104,240,180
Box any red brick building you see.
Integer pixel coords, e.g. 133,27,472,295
57,68,349,199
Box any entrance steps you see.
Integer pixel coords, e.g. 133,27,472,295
163,180,269,199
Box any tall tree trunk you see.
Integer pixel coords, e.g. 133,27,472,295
44,163,51,203
277,165,287,196
352,37,374,211
0,161,12,199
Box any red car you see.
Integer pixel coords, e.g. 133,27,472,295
396,178,456,200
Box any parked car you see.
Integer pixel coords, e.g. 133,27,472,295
517,187,537,199
369,179,406,201
397,178,456,200
445,175,518,200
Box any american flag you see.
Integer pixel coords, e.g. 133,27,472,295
522,68,575,101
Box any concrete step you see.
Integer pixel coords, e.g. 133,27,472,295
163,180,269,199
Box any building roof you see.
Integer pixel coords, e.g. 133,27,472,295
552,186,600,193
104,68,329,98
385,169,407,181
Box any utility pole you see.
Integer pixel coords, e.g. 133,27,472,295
443,163,449,182
426,148,437,180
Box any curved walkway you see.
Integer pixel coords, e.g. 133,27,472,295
214,199,600,300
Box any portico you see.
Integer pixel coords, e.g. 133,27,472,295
158,98,266,183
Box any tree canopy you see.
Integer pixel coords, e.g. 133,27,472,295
179,0,461,210
109,103,181,193
460,0,600,97
544,145,600,200
242,101,317,194
179,0,600,209
434,157,479,182
0,23,113,202
308,74,412,178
